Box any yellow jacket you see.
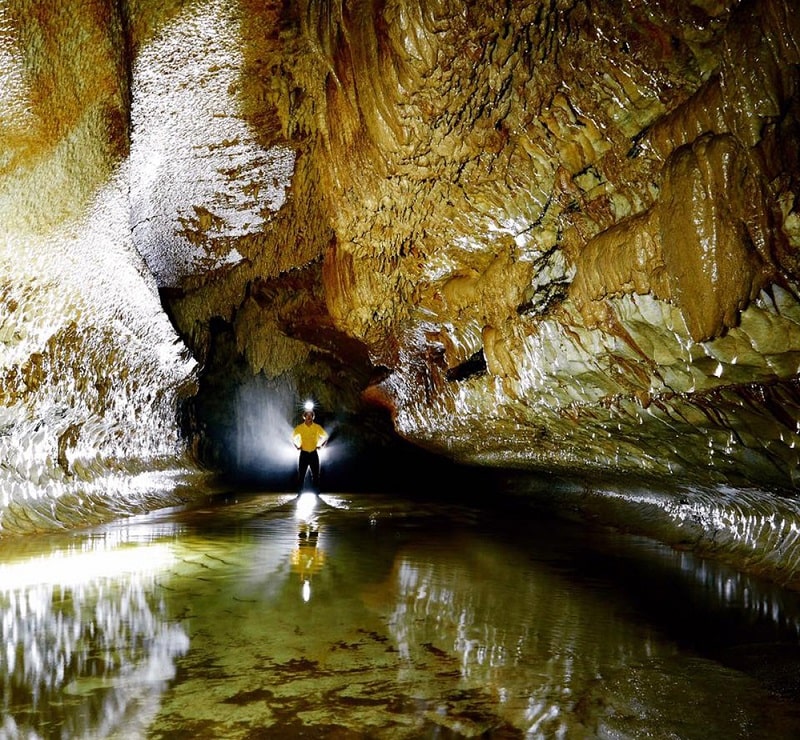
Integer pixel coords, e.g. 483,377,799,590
293,422,328,452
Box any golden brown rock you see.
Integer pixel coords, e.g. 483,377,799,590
2,0,800,539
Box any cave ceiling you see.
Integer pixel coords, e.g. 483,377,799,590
161,0,800,488
2,0,800,509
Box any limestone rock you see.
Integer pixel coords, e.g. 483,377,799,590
1,0,800,538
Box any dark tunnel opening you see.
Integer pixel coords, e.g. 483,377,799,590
174,314,492,495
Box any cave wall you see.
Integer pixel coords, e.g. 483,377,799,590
0,0,204,534
166,0,800,489
305,0,800,487
1,0,800,540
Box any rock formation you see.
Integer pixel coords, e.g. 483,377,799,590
1,0,800,536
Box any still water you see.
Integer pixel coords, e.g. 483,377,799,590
2,490,800,739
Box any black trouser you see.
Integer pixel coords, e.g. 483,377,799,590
298,450,320,491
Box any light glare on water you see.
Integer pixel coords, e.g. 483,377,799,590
1,490,800,738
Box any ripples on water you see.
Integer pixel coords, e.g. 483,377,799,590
2,489,800,738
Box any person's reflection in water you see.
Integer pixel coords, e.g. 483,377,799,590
292,493,326,601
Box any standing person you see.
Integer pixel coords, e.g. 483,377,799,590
292,408,328,493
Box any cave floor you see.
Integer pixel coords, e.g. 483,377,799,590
2,488,800,738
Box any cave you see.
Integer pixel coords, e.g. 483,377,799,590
2,0,800,735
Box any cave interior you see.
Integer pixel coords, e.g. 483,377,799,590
0,0,799,569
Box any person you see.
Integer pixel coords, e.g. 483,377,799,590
292,409,328,493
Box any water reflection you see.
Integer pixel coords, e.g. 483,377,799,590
0,536,188,738
386,534,800,737
678,549,800,637
292,493,325,602
1,492,800,738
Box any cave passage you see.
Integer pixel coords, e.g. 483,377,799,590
2,483,800,738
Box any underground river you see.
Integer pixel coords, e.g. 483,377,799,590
2,485,800,738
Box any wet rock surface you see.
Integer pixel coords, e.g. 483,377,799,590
1,0,800,536
163,0,800,489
